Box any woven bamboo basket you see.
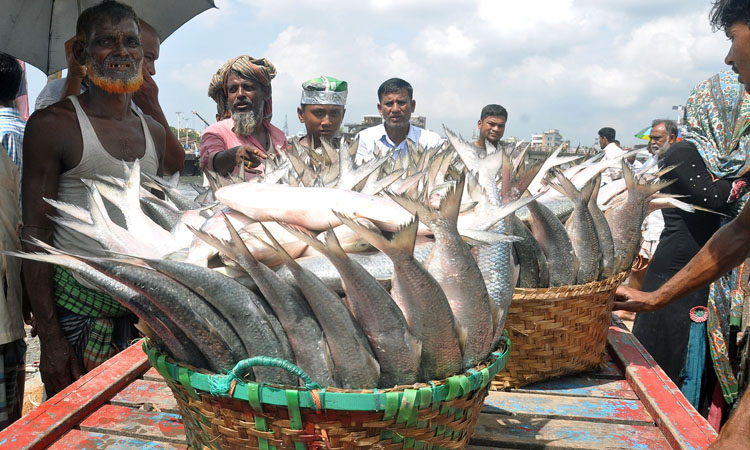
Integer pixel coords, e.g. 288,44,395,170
143,337,510,450
491,272,627,389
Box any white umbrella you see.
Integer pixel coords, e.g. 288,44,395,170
0,0,216,75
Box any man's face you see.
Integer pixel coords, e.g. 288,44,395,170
598,136,608,149
227,73,266,136
82,18,144,94
297,104,345,140
377,89,415,131
725,21,750,93
140,27,160,76
477,115,506,144
227,73,265,116
647,122,675,157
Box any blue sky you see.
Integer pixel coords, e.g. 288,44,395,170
23,0,732,147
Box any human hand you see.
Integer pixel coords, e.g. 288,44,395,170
132,69,159,114
613,286,661,312
39,334,83,396
233,145,267,173
64,37,86,80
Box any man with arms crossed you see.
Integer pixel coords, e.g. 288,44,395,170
21,1,165,396
616,3,750,447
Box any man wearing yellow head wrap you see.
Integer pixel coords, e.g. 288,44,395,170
199,55,287,179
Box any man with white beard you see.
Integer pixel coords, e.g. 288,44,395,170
200,56,288,179
21,1,165,396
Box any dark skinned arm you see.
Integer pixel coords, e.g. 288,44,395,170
21,108,83,396
132,70,184,174
615,200,750,311
211,144,267,176
708,388,750,449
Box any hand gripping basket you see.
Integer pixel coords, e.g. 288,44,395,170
143,337,510,450
491,272,627,389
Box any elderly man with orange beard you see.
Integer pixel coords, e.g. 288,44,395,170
21,1,165,396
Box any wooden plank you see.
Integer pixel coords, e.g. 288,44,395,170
470,414,672,449
79,404,186,445
48,429,186,450
0,343,150,450
587,350,625,379
516,376,638,400
110,379,180,413
608,326,718,449
483,391,654,425
142,367,165,382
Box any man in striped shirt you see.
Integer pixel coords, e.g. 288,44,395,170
0,51,26,431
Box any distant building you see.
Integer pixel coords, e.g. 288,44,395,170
531,133,543,146
542,129,562,149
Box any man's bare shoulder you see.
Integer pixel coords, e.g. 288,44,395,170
27,100,77,130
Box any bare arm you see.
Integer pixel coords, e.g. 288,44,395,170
708,388,750,449
133,70,184,174
144,116,167,177
21,107,83,395
615,202,750,311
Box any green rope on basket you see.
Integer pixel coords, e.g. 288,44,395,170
208,356,321,397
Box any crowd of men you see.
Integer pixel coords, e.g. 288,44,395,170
0,0,748,447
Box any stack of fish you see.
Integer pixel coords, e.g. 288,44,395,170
9,129,699,389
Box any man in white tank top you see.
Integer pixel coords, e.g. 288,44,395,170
21,1,165,396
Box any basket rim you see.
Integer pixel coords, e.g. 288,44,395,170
143,337,510,412
512,271,628,296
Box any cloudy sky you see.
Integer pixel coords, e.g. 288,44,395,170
24,0,734,147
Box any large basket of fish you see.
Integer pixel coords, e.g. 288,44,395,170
143,338,510,450
491,271,627,389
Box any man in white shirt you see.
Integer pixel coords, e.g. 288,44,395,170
355,78,442,162
598,126,625,184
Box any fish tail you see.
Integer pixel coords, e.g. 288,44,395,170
552,169,581,201
277,222,328,255
187,223,237,262
439,171,465,223
589,174,602,205
334,211,418,256
580,176,598,204
258,223,299,268
322,228,349,258
386,191,438,225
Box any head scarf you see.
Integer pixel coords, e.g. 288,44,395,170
300,76,348,106
208,55,277,121
682,71,750,179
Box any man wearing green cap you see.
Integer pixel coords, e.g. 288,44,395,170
296,76,347,149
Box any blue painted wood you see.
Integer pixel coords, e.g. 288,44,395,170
79,405,186,445
483,391,654,425
516,376,638,400
470,415,672,449
110,380,179,414
48,429,185,450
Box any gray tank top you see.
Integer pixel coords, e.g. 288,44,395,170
53,96,160,256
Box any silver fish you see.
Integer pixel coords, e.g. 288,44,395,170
605,162,674,274
334,213,464,381
260,224,380,389
526,199,578,286
549,170,600,284
282,225,421,387
190,217,336,387
588,174,615,279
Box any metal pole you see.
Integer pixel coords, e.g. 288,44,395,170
176,111,184,146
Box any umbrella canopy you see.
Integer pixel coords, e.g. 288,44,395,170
0,0,216,75
634,126,651,141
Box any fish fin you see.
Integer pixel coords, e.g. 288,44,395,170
549,169,580,202
277,222,328,255
257,223,299,268
580,176,598,205
187,223,237,261
460,201,477,213
322,228,349,258
589,174,602,205
333,211,393,254
456,324,468,356
386,191,438,225
439,171,465,223
654,163,680,178
361,169,405,195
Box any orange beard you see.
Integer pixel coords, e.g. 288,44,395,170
87,64,144,94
